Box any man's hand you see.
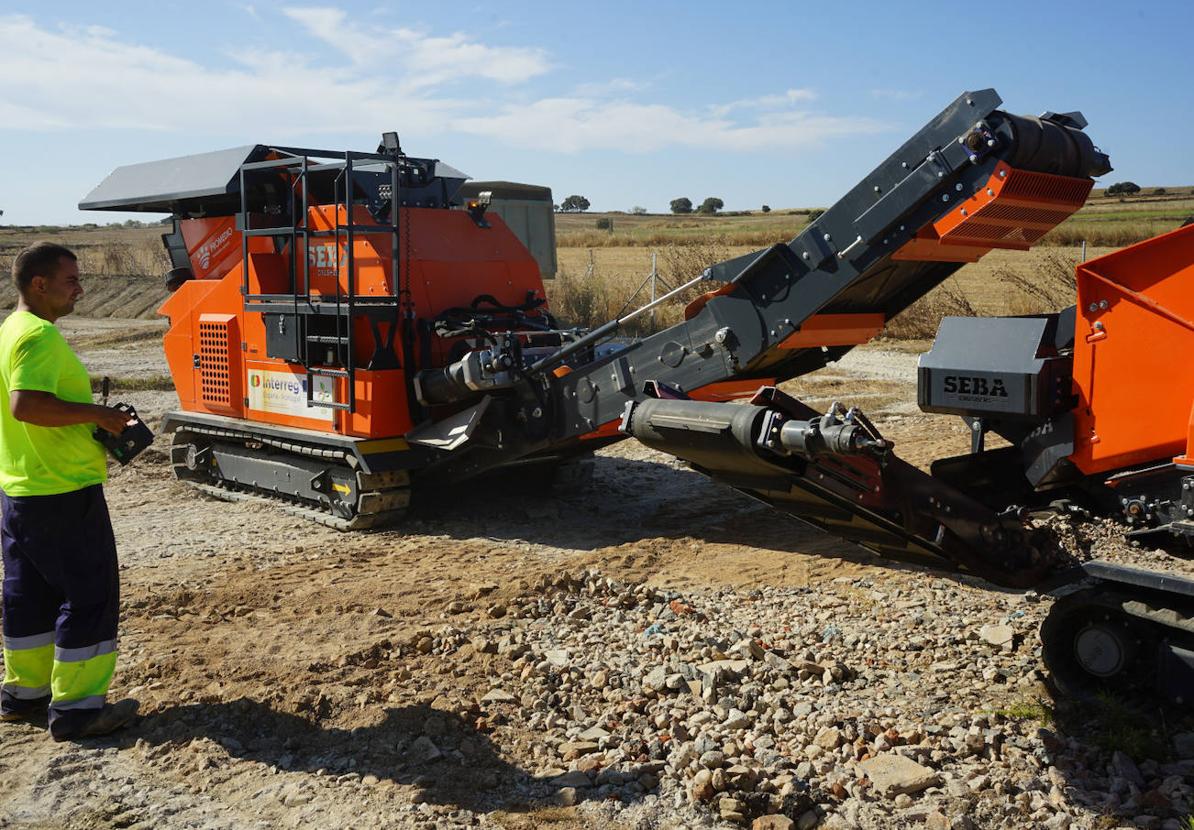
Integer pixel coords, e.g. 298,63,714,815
93,407,132,436
10,390,131,435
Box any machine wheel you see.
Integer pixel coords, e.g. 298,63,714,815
1040,589,1151,700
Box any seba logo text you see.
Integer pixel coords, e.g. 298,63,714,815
943,375,1009,398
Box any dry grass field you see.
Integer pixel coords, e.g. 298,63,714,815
548,187,1193,336
554,187,1194,249
0,186,1189,340
552,244,1107,339
0,224,167,279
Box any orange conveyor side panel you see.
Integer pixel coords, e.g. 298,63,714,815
777,313,885,349
932,161,1092,250
890,230,990,263
689,377,779,402
1069,223,1194,475
892,162,1092,263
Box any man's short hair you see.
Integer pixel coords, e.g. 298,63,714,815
11,242,77,291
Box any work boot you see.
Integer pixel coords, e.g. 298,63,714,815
0,695,50,723
50,698,139,742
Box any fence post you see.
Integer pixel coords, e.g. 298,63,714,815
650,252,658,330
1081,240,1087,263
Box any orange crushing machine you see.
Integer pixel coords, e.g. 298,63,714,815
81,90,1194,704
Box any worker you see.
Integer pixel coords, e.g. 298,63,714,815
0,242,139,740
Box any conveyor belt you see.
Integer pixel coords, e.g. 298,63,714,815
622,388,1066,589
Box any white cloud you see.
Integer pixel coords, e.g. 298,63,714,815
710,88,818,117
456,97,883,154
870,88,923,101
281,6,551,90
0,13,460,134
0,12,885,154
570,78,647,98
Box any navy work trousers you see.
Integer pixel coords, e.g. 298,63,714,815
1,484,120,731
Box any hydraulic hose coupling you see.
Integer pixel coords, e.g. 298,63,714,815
776,417,881,458
414,348,516,407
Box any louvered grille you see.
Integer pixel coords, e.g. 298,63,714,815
978,203,1075,226
199,320,231,406
1000,171,1093,203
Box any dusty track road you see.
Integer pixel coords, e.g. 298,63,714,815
2,322,1193,830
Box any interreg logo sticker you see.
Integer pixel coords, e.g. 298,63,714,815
246,370,334,421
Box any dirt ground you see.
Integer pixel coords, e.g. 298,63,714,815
0,308,1191,830
0,320,881,829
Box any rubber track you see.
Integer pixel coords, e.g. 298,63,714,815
1122,597,1194,640
173,424,408,531
188,481,403,531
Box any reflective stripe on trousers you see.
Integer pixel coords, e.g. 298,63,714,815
3,633,115,710
2,633,53,699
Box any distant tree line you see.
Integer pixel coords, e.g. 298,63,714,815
1104,181,1140,196
557,195,591,212
669,197,725,215
554,195,838,216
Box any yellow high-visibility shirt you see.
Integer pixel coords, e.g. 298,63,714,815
0,311,106,496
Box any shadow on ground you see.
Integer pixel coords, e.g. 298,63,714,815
407,451,1027,595
1028,692,1194,823
118,698,622,814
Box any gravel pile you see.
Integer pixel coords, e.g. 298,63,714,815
383,567,1194,830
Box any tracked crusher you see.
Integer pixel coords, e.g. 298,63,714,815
81,89,1194,705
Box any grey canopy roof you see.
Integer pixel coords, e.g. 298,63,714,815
79,144,471,214
79,145,272,212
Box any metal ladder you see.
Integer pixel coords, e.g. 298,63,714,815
238,146,404,420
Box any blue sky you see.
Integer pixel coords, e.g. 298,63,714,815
1,0,1190,224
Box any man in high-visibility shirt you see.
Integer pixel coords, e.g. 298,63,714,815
0,242,139,740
